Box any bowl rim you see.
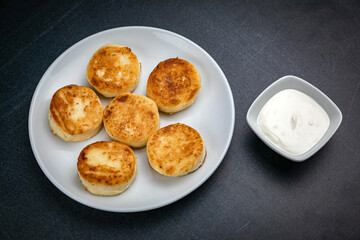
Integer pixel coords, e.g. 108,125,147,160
246,75,342,162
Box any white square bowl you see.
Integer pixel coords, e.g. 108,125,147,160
246,75,342,162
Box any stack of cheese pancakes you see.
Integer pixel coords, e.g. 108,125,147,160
49,44,205,196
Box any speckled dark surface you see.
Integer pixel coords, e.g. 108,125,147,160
1,0,360,239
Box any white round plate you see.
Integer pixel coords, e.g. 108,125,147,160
29,26,235,212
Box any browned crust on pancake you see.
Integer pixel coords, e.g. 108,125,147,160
146,123,205,176
77,141,136,186
49,84,103,135
87,44,140,97
146,58,201,113
103,93,160,147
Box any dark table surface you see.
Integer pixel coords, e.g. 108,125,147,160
1,0,360,239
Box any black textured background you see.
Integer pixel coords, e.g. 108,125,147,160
1,0,360,239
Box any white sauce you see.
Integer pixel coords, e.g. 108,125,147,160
257,89,330,155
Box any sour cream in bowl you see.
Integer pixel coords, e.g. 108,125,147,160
246,75,342,162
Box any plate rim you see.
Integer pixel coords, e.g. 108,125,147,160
28,26,235,212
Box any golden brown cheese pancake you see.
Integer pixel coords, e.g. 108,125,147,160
147,123,206,176
146,58,201,114
103,92,160,148
87,44,141,97
49,85,103,141
77,141,136,196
